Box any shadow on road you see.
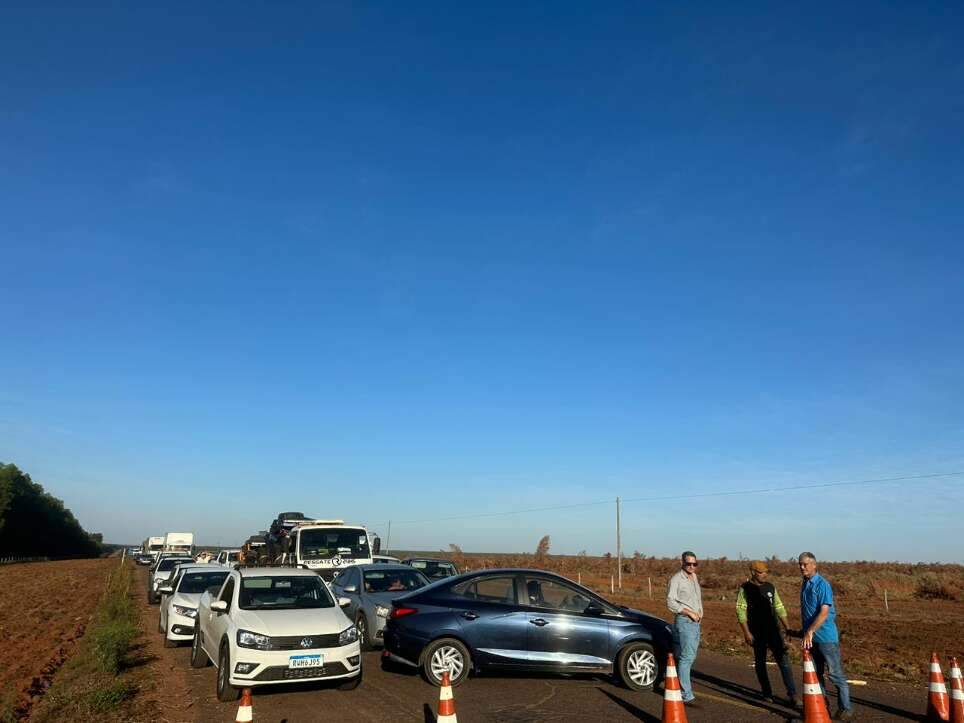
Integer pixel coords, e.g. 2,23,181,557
597,688,661,722
693,671,796,720
850,694,921,721
423,702,436,723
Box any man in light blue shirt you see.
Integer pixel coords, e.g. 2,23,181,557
797,551,853,721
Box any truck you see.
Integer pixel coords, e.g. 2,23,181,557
283,518,381,580
163,531,195,556
146,536,166,559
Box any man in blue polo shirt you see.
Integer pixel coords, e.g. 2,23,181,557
797,551,853,721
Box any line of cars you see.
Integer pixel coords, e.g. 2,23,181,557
143,550,672,705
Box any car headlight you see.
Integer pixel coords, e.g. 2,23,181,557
338,625,359,646
375,605,390,618
237,629,271,650
173,605,198,618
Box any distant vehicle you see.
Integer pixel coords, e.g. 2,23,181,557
147,556,194,604
372,555,401,564
163,532,195,556
402,558,460,580
146,536,165,557
284,519,381,581
215,549,241,566
135,553,154,565
382,568,672,690
330,564,430,649
157,565,230,648
191,567,362,701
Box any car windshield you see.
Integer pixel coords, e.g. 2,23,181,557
157,558,192,571
363,569,428,593
299,529,370,559
239,576,334,610
409,560,457,579
227,552,239,562
179,571,229,594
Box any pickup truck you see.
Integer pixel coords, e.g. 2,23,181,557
191,567,362,701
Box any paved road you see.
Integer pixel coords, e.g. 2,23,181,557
172,643,924,722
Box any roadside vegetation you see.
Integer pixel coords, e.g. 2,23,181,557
0,462,102,559
30,558,144,722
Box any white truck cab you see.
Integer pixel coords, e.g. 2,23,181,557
286,520,380,581
164,532,195,556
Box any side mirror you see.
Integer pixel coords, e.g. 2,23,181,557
338,597,351,608
158,586,174,595
584,601,605,616
211,600,228,613
344,585,357,593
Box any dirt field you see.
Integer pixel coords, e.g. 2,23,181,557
0,558,112,719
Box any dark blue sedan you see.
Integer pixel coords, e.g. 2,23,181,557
382,568,672,690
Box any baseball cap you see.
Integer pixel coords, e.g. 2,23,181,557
750,560,769,573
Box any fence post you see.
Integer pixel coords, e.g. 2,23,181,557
884,589,889,613
648,577,652,600
578,572,581,585
611,575,614,594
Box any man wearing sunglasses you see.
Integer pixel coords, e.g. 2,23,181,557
667,550,703,704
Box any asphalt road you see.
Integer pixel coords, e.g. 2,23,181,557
173,644,925,722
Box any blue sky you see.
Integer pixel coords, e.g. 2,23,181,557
2,2,963,561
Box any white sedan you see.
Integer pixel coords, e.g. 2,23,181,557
191,567,362,702
158,565,231,647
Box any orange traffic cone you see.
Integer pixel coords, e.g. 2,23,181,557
437,671,457,723
801,649,832,723
949,657,964,723
235,687,253,723
929,653,951,721
661,652,688,723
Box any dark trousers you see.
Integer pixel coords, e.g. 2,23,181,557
753,634,796,698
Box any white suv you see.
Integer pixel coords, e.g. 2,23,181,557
191,567,362,701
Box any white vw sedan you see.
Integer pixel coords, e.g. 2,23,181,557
191,567,362,702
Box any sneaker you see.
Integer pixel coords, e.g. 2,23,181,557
833,709,854,721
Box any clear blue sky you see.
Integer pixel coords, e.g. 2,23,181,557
2,2,962,562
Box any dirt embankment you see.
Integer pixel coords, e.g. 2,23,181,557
0,558,112,719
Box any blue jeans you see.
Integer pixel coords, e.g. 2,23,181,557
672,615,701,701
812,642,852,712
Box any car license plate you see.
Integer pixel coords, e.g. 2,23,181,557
288,654,323,669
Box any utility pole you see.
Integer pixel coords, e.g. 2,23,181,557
385,520,392,555
616,496,622,590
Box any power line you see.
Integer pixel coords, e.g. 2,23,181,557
381,470,964,527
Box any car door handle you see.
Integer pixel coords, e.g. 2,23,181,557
530,618,548,627
461,612,479,621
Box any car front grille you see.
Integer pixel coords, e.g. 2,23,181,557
252,661,350,681
266,632,342,651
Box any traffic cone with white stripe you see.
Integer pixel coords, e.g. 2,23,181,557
949,657,964,723
235,687,253,723
661,652,688,723
928,653,951,721
801,649,832,723
437,670,457,723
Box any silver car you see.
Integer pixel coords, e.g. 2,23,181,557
330,564,430,649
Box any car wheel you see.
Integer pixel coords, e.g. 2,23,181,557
337,669,362,690
217,644,240,702
617,642,659,691
356,614,372,651
158,613,165,633
421,638,471,687
164,634,177,648
190,629,209,668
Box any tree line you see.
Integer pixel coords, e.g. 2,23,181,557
0,462,102,557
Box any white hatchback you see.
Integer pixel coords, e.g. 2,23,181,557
158,565,231,647
192,567,362,702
